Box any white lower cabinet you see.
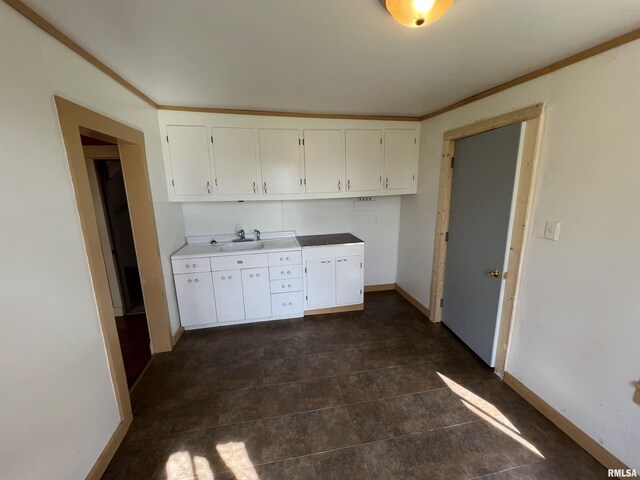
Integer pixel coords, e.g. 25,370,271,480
303,244,364,311
305,258,336,309
212,269,245,323
336,256,364,305
173,248,304,329
241,267,271,319
272,292,304,317
174,272,217,327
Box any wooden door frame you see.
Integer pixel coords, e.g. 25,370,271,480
55,97,173,479
429,103,544,375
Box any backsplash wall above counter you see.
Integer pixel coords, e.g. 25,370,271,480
181,197,401,286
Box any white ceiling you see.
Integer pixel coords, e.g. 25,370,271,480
24,0,640,116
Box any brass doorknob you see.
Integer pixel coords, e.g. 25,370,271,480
488,269,501,278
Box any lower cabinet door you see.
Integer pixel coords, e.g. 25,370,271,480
174,272,217,327
212,269,245,322
305,258,336,309
241,267,272,319
271,292,304,317
336,255,364,305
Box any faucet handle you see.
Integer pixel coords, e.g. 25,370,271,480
254,229,261,240
237,229,245,239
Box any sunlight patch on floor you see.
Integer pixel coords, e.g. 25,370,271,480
166,451,214,480
216,442,260,480
437,372,544,458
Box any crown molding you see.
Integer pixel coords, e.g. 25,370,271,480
4,0,639,122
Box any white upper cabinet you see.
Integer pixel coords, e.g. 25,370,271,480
166,125,213,196
159,111,419,202
345,129,383,192
384,129,418,190
259,129,302,195
303,129,343,194
211,127,258,195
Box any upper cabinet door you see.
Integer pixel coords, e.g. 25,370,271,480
212,127,258,196
303,129,343,194
384,129,418,190
166,125,213,196
345,129,382,192
259,129,302,195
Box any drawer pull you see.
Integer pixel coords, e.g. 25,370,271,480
288,284,292,288
222,276,226,280
192,264,197,267
287,271,291,274
250,274,254,278
195,279,199,283
282,284,286,288
280,257,284,261
257,273,261,277
289,302,293,305
286,256,290,260
185,264,190,268
228,275,233,279
188,279,192,283
237,260,243,264
281,271,285,275
282,302,287,306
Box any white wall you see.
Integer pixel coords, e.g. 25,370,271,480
182,196,402,285
0,5,185,480
397,40,640,468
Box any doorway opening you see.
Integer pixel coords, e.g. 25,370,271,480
430,104,544,376
83,136,151,389
55,97,174,478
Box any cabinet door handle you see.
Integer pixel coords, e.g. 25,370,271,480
347,179,351,190
206,181,211,194
263,181,268,194
385,177,389,189
253,181,256,193
338,180,341,191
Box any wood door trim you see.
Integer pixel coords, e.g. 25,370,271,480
55,96,173,479
503,372,629,470
429,104,544,376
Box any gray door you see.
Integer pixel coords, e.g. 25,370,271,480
442,123,522,367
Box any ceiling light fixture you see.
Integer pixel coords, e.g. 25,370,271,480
383,0,453,28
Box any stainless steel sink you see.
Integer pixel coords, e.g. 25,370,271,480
220,241,265,252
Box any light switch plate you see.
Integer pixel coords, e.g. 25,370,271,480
544,221,561,241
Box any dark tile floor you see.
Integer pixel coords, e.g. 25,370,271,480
103,291,607,479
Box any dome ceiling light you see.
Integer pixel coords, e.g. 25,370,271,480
382,0,454,28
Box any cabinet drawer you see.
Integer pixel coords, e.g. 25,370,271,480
270,278,303,293
271,292,304,317
269,264,303,280
268,250,302,266
211,253,268,271
172,257,211,274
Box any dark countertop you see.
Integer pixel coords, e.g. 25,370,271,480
296,233,364,247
